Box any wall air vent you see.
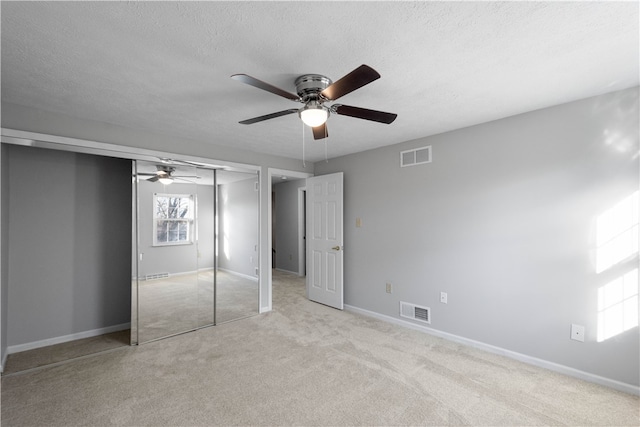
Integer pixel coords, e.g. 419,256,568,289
400,301,431,324
142,272,170,281
400,146,432,167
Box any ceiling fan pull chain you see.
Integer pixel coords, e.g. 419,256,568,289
302,120,306,168
325,136,328,163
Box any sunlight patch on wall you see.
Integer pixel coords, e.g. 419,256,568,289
596,191,638,274
597,269,638,342
595,191,639,342
603,128,636,154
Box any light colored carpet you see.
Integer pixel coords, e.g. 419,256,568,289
1,270,638,426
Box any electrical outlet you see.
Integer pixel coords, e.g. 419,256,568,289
440,292,447,304
571,324,585,342
386,283,392,293
356,217,362,227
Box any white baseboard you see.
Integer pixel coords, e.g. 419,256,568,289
344,304,639,396
218,268,258,282
7,323,130,355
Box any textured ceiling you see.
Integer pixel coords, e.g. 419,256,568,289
2,2,638,163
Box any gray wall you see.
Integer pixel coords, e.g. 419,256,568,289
315,87,639,387
218,177,259,278
273,179,306,273
137,179,215,276
1,144,9,367
6,145,132,346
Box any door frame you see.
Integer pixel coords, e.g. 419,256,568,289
297,187,306,277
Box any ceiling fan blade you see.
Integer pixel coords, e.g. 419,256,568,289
333,104,397,124
137,172,157,176
173,175,201,179
231,74,300,101
239,109,299,125
147,175,160,182
320,65,380,101
312,123,328,140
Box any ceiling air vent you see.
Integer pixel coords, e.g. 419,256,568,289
400,146,432,167
400,301,431,324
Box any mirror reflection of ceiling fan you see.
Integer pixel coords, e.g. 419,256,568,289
231,64,397,139
138,165,201,185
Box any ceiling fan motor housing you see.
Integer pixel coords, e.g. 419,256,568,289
157,165,176,175
295,74,332,102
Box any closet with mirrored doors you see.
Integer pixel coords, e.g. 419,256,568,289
131,160,259,344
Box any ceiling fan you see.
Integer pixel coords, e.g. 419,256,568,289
231,64,397,140
138,165,201,185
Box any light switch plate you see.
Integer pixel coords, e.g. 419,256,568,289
440,292,447,304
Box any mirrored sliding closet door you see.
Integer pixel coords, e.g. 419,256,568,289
134,160,200,343
215,170,259,324
132,161,259,344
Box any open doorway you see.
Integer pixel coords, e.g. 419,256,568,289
268,168,312,310
272,176,306,276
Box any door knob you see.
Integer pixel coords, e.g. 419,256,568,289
332,246,341,251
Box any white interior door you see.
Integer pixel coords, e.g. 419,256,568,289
306,172,344,309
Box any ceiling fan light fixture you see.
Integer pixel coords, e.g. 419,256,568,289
158,176,174,185
233,65,396,140
299,103,329,127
